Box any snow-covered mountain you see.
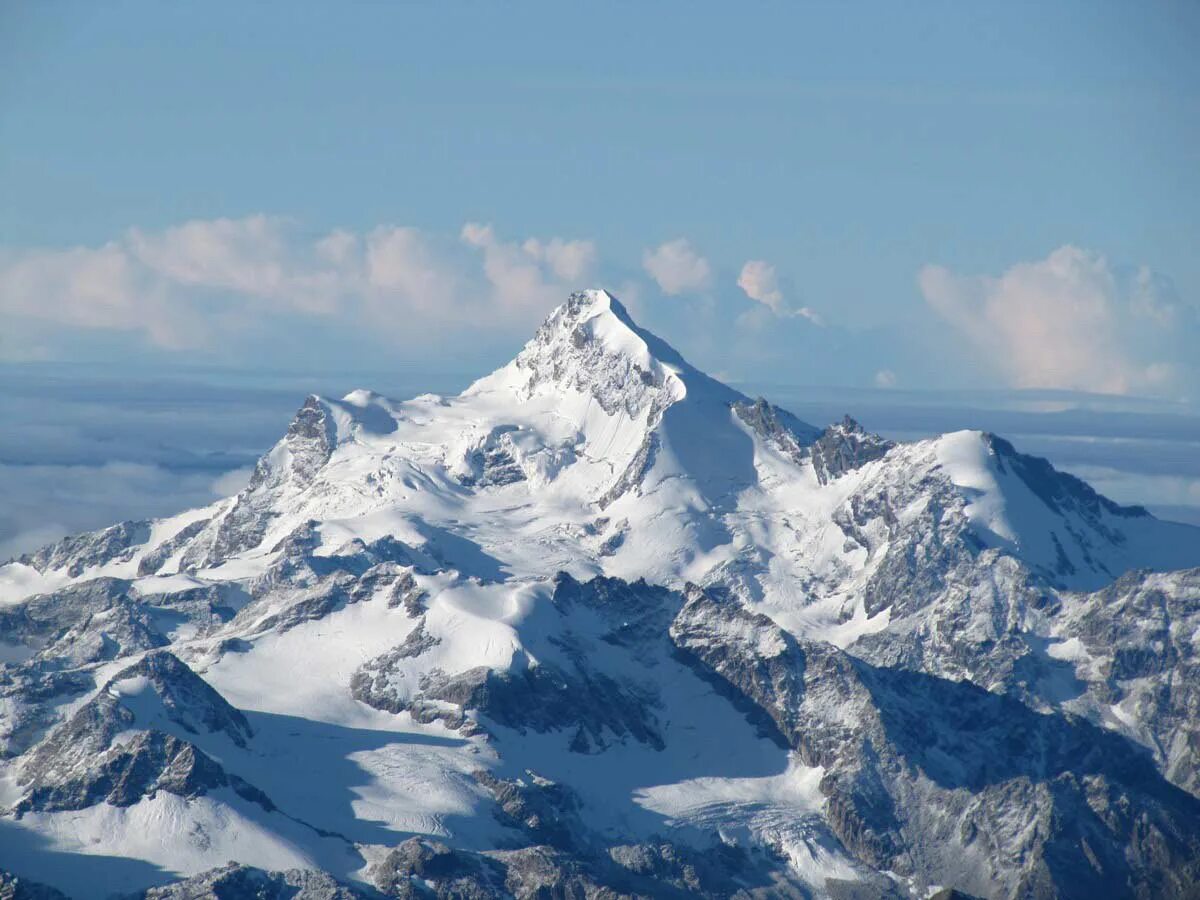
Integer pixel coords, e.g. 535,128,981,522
1,290,1198,899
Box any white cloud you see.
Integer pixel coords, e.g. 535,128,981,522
461,222,591,315
365,225,460,319
128,215,287,298
643,238,711,295
919,246,1197,397
521,236,596,282
0,241,212,350
736,259,823,324
127,215,360,318
0,217,602,357
737,260,784,313
461,223,542,310
315,229,357,265
0,217,354,351
874,369,898,388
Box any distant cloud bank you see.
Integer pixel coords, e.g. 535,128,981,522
0,216,601,356
1,218,1195,400
920,246,1197,399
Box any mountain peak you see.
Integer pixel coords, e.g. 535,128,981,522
530,289,654,369
551,288,628,323
490,289,686,420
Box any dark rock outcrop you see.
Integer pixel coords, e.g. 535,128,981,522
0,870,70,900
14,651,263,815
810,417,894,485
670,583,1200,899
132,862,370,899
731,397,820,464
16,521,150,576
14,729,269,815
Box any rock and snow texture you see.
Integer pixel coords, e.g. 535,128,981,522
1,289,1199,899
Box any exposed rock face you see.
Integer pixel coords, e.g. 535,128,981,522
137,519,209,576
809,416,895,485
108,650,253,747
0,870,70,900
670,584,1200,899
512,292,680,420
0,577,241,674
493,845,625,900
13,729,267,815
0,665,94,758
15,521,150,576
385,569,427,616
283,396,340,486
352,572,675,751
598,430,660,510
459,427,528,489
475,770,589,850
0,579,168,667
352,652,662,750
550,572,679,653
132,863,370,899
988,434,1149,524
371,835,806,900
604,842,760,898
371,838,509,899
218,522,431,637
850,561,1200,808
13,651,264,815
180,396,339,571
350,618,484,735
1048,568,1200,799
732,397,820,464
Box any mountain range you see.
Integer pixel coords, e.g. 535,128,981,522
1,290,1198,899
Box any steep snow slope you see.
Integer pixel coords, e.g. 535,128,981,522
1,290,1199,900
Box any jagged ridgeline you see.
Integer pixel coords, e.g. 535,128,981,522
1,290,1199,900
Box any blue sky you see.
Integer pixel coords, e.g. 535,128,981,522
2,2,1200,553
2,1,1198,393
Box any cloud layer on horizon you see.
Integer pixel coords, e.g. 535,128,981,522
1,219,1195,401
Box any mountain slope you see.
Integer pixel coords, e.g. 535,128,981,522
1,290,1199,900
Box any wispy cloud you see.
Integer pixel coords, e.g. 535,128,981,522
737,260,784,312
919,246,1199,398
0,217,598,359
461,222,596,313
520,236,597,282
736,259,822,323
5,220,1195,406
642,238,711,295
